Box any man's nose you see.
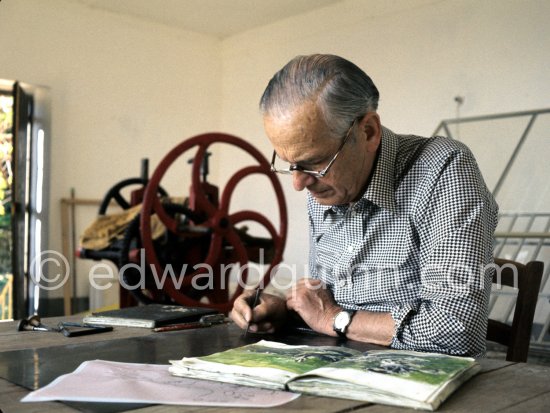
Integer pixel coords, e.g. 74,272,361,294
292,171,316,191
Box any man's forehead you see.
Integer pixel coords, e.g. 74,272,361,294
264,102,331,144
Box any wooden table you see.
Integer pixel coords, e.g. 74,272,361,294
0,315,549,412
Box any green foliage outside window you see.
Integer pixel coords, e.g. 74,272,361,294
0,94,13,275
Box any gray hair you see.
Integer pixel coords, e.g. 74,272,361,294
259,54,379,137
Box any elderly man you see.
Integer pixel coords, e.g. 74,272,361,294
230,54,498,357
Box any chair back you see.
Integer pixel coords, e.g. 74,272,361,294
487,258,544,362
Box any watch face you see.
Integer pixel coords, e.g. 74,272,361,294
334,311,351,330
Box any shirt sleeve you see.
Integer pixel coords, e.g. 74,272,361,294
389,145,498,357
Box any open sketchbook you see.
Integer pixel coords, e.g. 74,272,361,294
169,340,480,411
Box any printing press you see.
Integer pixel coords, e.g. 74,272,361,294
78,133,287,313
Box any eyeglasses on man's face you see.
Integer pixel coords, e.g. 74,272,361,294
270,119,357,179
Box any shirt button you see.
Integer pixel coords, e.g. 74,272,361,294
347,245,354,253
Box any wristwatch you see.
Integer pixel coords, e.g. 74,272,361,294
332,309,356,337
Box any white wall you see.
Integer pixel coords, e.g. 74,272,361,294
219,0,550,282
0,0,221,303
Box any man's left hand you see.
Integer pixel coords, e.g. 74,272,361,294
285,278,341,336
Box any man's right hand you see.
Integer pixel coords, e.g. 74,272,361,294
229,291,287,334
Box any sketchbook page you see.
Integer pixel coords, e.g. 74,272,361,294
288,376,433,410
168,360,290,390
288,350,480,410
169,340,363,389
21,360,299,408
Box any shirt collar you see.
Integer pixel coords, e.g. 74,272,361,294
363,126,398,213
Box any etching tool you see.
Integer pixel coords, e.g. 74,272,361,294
243,288,262,338
153,313,225,332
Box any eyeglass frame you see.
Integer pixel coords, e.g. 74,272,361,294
270,118,358,179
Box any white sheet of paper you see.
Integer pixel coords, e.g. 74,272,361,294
21,359,299,408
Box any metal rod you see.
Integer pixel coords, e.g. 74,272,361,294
510,214,537,262
494,213,519,258
492,114,537,198
494,232,550,238
440,107,550,125
70,188,77,313
442,122,454,139
537,309,550,344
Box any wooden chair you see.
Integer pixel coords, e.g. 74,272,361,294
487,258,544,362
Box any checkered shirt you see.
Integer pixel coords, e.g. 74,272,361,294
308,126,498,357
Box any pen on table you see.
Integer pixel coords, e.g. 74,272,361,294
153,321,209,332
243,287,262,338
153,314,226,332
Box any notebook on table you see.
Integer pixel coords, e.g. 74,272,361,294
83,304,219,328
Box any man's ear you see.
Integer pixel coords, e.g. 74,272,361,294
360,112,381,152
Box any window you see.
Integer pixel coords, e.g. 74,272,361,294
0,91,13,319
0,80,51,319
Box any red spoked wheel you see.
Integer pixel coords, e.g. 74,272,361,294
140,133,287,313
